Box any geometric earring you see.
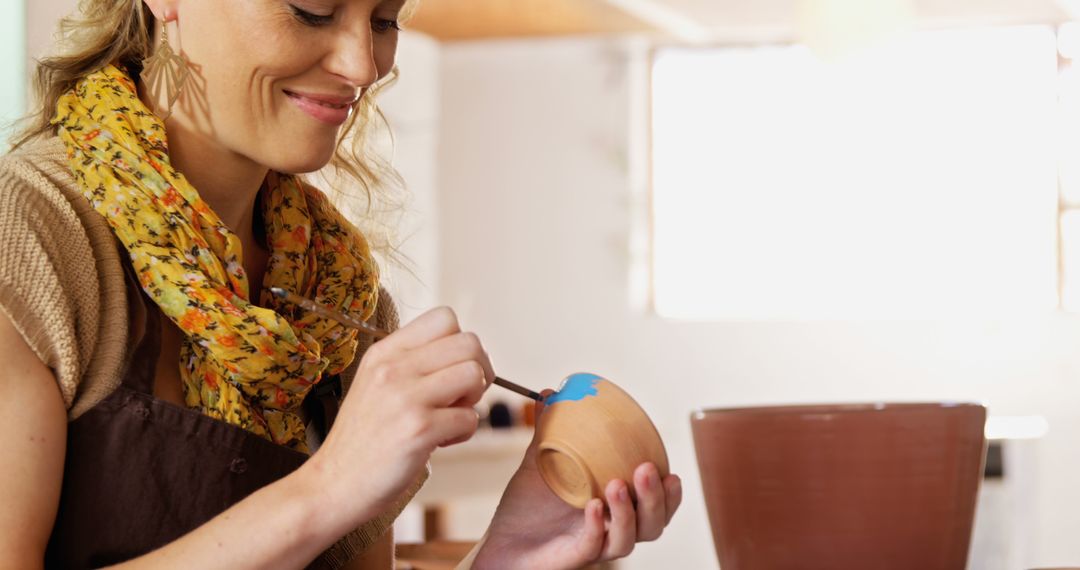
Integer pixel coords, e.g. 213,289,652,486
140,19,191,121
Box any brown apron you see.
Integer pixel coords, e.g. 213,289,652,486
45,259,348,569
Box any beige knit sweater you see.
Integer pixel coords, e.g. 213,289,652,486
0,135,129,419
0,133,426,564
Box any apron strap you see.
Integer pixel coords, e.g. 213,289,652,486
117,241,164,395
302,374,342,442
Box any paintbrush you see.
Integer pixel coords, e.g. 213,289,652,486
269,287,543,401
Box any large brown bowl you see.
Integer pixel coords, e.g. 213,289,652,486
536,372,670,509
691,402,987,570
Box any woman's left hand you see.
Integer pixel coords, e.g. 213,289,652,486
471,391,682,569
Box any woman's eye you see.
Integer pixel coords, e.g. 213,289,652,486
372,17,401,33
289,5,334,26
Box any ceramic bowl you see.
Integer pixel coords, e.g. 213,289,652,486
691,402,987,570
535,372,669,509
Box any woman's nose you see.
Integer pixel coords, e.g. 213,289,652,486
325,26,379,89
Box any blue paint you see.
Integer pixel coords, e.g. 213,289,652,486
545,373,601,405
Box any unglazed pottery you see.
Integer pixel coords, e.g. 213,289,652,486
691,403,987,570
536,373,669,509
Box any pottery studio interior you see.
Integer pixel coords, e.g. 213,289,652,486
7,0,1080,569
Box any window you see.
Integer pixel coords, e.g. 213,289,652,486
652,27,1061,319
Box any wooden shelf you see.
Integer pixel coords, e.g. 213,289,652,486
405,0,658,41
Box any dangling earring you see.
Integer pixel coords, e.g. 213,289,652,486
140,17,191,121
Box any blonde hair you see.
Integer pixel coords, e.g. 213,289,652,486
9,0,420,262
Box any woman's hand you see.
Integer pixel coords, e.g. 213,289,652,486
472,391,682,569
302,307,495,529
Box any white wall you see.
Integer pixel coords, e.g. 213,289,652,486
433,37,1080,569
354,31,443,322
23,0,76,114
26,0,72,65
1,0,26,146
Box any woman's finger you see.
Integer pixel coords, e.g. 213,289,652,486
575,498,606,563
405,331,495,386
536,389,554,415
663,474,683,526
599,479,636,560
426,406,480,448
633,463,668,542
415,360,488,408
378,306,461,351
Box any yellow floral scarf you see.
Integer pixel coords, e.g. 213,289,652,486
52,65,379,452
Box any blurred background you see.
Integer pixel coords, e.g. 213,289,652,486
8,0,1080,568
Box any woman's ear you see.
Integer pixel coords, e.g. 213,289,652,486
143,0,180,23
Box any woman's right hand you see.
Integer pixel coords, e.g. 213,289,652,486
302,306,494,526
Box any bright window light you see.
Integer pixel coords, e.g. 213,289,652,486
652,27,1060,320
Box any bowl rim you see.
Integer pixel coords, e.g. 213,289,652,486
691,401,985,419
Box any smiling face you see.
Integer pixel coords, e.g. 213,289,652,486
145,0,404,174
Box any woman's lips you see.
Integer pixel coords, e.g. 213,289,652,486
284,90,353,126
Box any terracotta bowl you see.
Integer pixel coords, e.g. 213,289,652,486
691,402,987,570
535,372,669,509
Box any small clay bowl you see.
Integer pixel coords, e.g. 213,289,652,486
536,372,669,509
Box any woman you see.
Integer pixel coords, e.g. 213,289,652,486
0,0,682,568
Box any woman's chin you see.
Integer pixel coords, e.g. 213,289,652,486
267,147,335,175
